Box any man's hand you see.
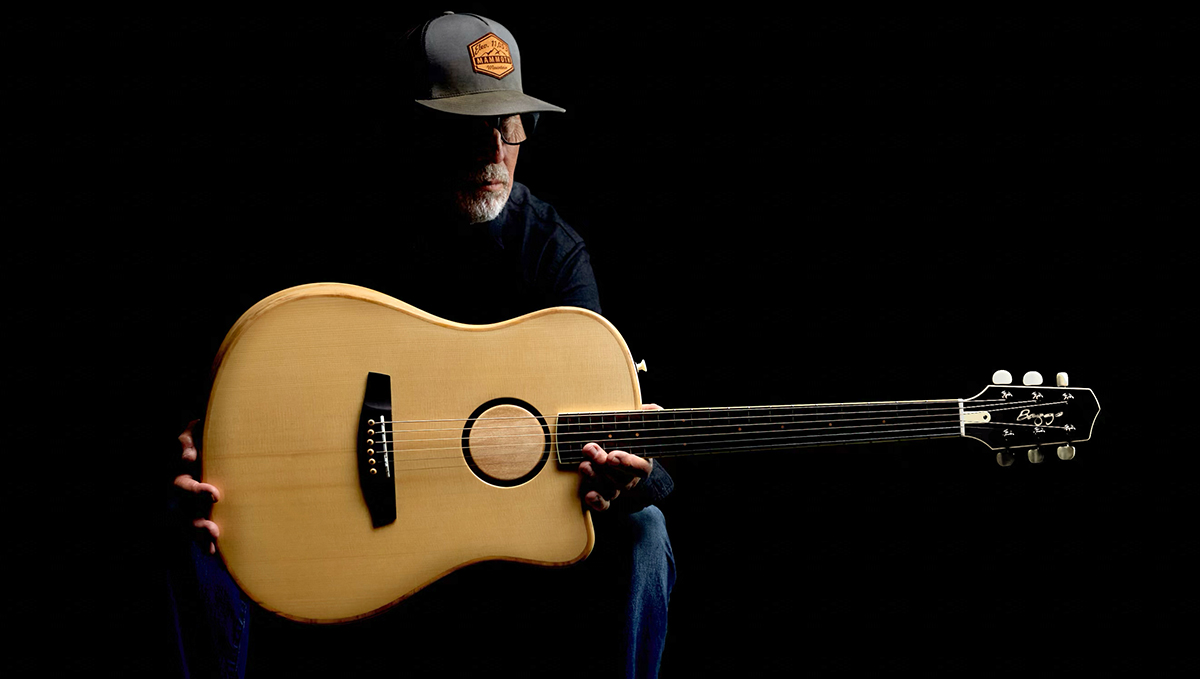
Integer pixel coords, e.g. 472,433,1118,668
578,404,661,512
174,419,222,554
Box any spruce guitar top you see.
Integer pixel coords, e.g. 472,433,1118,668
203,283,1101,623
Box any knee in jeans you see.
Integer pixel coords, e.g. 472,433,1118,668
630,505,669,546
628,506,674,579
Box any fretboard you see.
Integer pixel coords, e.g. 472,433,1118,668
555,400,963,463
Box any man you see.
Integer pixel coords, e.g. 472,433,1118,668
169,12,675,678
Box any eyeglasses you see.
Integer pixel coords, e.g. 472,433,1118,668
486,113,539,145
416,109,541,146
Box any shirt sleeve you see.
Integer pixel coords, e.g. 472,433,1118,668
551,240,601,314
614,459,675,514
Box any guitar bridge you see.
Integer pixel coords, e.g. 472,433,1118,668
358,372,396,528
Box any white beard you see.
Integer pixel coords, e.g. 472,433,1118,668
455,163,511,224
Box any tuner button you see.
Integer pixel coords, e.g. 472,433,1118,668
1027,447,1045,464
636,359,648,373
1056,372,1069,387
1023,371,1043,386
996,451,1014,467
992,370,1013,385
1057,445,1076,461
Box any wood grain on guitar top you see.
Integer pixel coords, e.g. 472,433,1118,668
203,283,643,623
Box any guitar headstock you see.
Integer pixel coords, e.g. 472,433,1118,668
961,371,1100,465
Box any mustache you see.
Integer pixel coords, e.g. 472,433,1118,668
464,163,510,184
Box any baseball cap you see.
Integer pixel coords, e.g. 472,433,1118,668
403,12,565,117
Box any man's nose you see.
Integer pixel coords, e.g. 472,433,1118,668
478,127,506,165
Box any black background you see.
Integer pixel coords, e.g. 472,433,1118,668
5,9,1194,677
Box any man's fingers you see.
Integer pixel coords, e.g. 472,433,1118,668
173,474,199,494
579,452,623,510
584,490,612,512
579,408,660,513
177,420,220,553
179,419,201,462
196,481,220,503
605,451,652,479
584,442,649,477
193,518,220,540
174,474,221,502
193,518,220,554
581,442,607,465
580,460,617,494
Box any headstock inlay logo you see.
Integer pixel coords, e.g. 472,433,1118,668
469,33,514,79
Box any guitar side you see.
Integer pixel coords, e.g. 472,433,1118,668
203,283,643,623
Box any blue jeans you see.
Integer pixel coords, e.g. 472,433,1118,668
166,540,251,679
167,507,675,678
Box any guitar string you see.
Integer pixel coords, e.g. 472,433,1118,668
362,415,1077,466
554,427,967,462
252,402,1076,470
372,398,1041,431
381,418,967,454
385,427,964,455
372,398,1050,442
272,414,968,458
373,398,1034,432
258,413,1077,473
379,404,973,438
967,401,1075,414
376,408,962,430
372,398,1041,441
341,420,969,467
340,426,971,473
406,433,969,471
343,400,1074,464
381,416,1082,464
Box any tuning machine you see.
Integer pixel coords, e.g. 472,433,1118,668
996,445,1077,466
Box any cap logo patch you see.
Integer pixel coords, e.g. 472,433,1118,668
468,32,514,79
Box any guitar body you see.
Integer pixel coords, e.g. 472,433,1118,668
204,283,643,623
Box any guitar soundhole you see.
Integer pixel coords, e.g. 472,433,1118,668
462,399,549,487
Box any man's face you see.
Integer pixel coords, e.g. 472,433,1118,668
419,113,523,224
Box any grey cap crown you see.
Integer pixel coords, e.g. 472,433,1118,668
406,12,565,117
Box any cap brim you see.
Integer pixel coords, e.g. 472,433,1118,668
416,90,565,116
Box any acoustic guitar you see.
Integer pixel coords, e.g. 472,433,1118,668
203,283,1100,623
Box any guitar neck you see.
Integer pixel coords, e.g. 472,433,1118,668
555,399,965,462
